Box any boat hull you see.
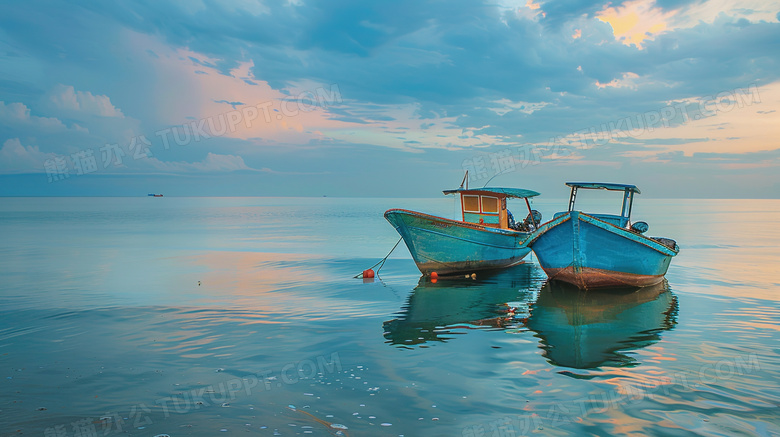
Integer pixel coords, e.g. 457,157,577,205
384,209,532,275
529,211,678,288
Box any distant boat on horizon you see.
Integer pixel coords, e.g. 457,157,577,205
147,193,164,197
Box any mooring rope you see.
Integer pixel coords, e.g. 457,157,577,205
354,237,403,278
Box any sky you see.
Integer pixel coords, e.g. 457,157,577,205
0,0,779,198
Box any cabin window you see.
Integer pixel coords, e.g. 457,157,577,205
481,196,499,214
463,195,480,213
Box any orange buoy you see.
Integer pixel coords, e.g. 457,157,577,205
430,272,439,280
363,269,375,279
431,278,438,284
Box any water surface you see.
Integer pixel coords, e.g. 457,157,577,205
1,197,778,436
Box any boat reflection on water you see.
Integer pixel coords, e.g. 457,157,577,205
526,280,678,369
384,266,679,368
383,264,538,346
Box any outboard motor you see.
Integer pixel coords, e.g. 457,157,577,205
526,210,542,226
522,210,542,231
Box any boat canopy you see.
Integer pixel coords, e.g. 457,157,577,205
443,187,541,199
565,182,640,194
562,182,639,227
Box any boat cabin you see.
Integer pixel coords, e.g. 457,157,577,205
559,182,640,228
442,187,541,231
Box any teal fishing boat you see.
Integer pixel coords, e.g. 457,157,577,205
385,179,541,276
527,182,679,288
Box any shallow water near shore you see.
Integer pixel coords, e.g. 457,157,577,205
1,197,778,436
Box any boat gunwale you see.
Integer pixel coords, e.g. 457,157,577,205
524,214,571,246
384,208,533,236
405,225,528,250
576,212,679,256
528,211,679,256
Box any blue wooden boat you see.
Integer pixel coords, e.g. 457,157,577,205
385,184,542,276
527,182,679,288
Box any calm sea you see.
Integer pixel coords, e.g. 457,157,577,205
1,197,778,436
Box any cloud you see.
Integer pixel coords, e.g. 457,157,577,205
0,0,777,197
626,81,780,156
596,0,780,49
488,99,551,116
596,0,677,48
0,138,54,173
673,0,780,28
0,101,69,131
145,152,257,173
649,147,780,171
596,72,641,89
49,84,125,117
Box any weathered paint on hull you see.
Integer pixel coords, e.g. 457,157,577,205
543,267,665,288
384,209,532,275
529,211,678,289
